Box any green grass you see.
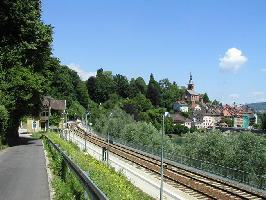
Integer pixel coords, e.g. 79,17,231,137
31,132,43,139
45,133,154,200
0,144,7,151
44,137,85,200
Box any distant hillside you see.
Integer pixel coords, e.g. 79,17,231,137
246,102,266,112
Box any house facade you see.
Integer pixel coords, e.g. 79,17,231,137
173,101,189,112
26,96,66,133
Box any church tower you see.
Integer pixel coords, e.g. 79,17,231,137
187,72,195,91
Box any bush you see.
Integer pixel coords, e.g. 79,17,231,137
0,105,9,144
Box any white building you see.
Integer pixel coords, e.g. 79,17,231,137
173,101,189,113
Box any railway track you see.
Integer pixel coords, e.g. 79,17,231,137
70,124,265,200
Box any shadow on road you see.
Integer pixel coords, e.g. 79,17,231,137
7,134,39,147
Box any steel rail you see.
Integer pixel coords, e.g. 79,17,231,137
72,124,265,200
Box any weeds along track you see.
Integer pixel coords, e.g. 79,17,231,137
70,125,265,200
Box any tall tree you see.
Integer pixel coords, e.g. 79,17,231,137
94,68,115,103
203,93,210,103
76,81,89,109
146,74,161,107
129,77,147,98
113,74,130,98
0,0,53,141
159,79,184,110
86,76,97,101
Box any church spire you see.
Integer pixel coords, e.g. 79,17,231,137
189,72,193,84
187,72,194,91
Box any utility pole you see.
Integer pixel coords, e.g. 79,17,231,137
85,112,91,151
160,115,164,200
107,112,112,165
160,112,169,200
47,106,51,132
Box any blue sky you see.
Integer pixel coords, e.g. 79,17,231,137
42,0,266,104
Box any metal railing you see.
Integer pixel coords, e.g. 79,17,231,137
45,135,109,200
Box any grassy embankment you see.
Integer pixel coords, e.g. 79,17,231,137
43,132,154,200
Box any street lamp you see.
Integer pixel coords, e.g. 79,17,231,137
160,112,169,200
84,111,91,151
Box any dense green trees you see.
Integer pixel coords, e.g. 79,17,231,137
113,74,130,98
128,77,147,98
0,0,91,142
0,0,53,141
159,79,184,111
146,74,161,107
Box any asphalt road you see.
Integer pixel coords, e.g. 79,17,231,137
0,135,50,200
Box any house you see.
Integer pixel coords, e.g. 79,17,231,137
26,96,66,133
170,113,193,129
184,118,192,129
170,113,186,125
192,107,221,129
192,103,201,111
173,101,189,112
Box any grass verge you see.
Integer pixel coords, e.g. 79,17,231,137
44,132,154,200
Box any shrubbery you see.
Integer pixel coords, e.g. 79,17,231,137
93,107,266,188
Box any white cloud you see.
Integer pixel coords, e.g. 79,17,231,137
219,48,247,72
229,93,240,100
252,91,264,97
67,63,96,81
261,68,266,72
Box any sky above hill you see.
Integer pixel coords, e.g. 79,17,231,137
42,0,266,104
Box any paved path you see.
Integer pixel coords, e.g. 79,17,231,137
0,135,50,200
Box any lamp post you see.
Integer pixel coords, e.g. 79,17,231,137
84,112,90,151
160,112,169,200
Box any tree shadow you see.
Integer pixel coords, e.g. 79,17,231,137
7,135,40,147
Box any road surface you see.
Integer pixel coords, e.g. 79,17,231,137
0,135,50,200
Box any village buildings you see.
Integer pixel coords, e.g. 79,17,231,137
171,73,258,130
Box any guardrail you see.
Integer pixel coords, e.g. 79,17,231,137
44,135,109,200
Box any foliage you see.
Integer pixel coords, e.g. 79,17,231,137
202,93,210,103
212,99,221,106
102,93,122,110
113,74,130,98
159,79,185,111
67,101,86,120
221,117,234,127
0,105,8,143
182,131,266,176
49,112,61,126
45,133,153,200
122,93,153,120
165,118,189,135
76,81,89,109
260,113,266,130
0,0,53,140
128,77,147,98
93,69,115,103
146,74,161,107
44,138,84,200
